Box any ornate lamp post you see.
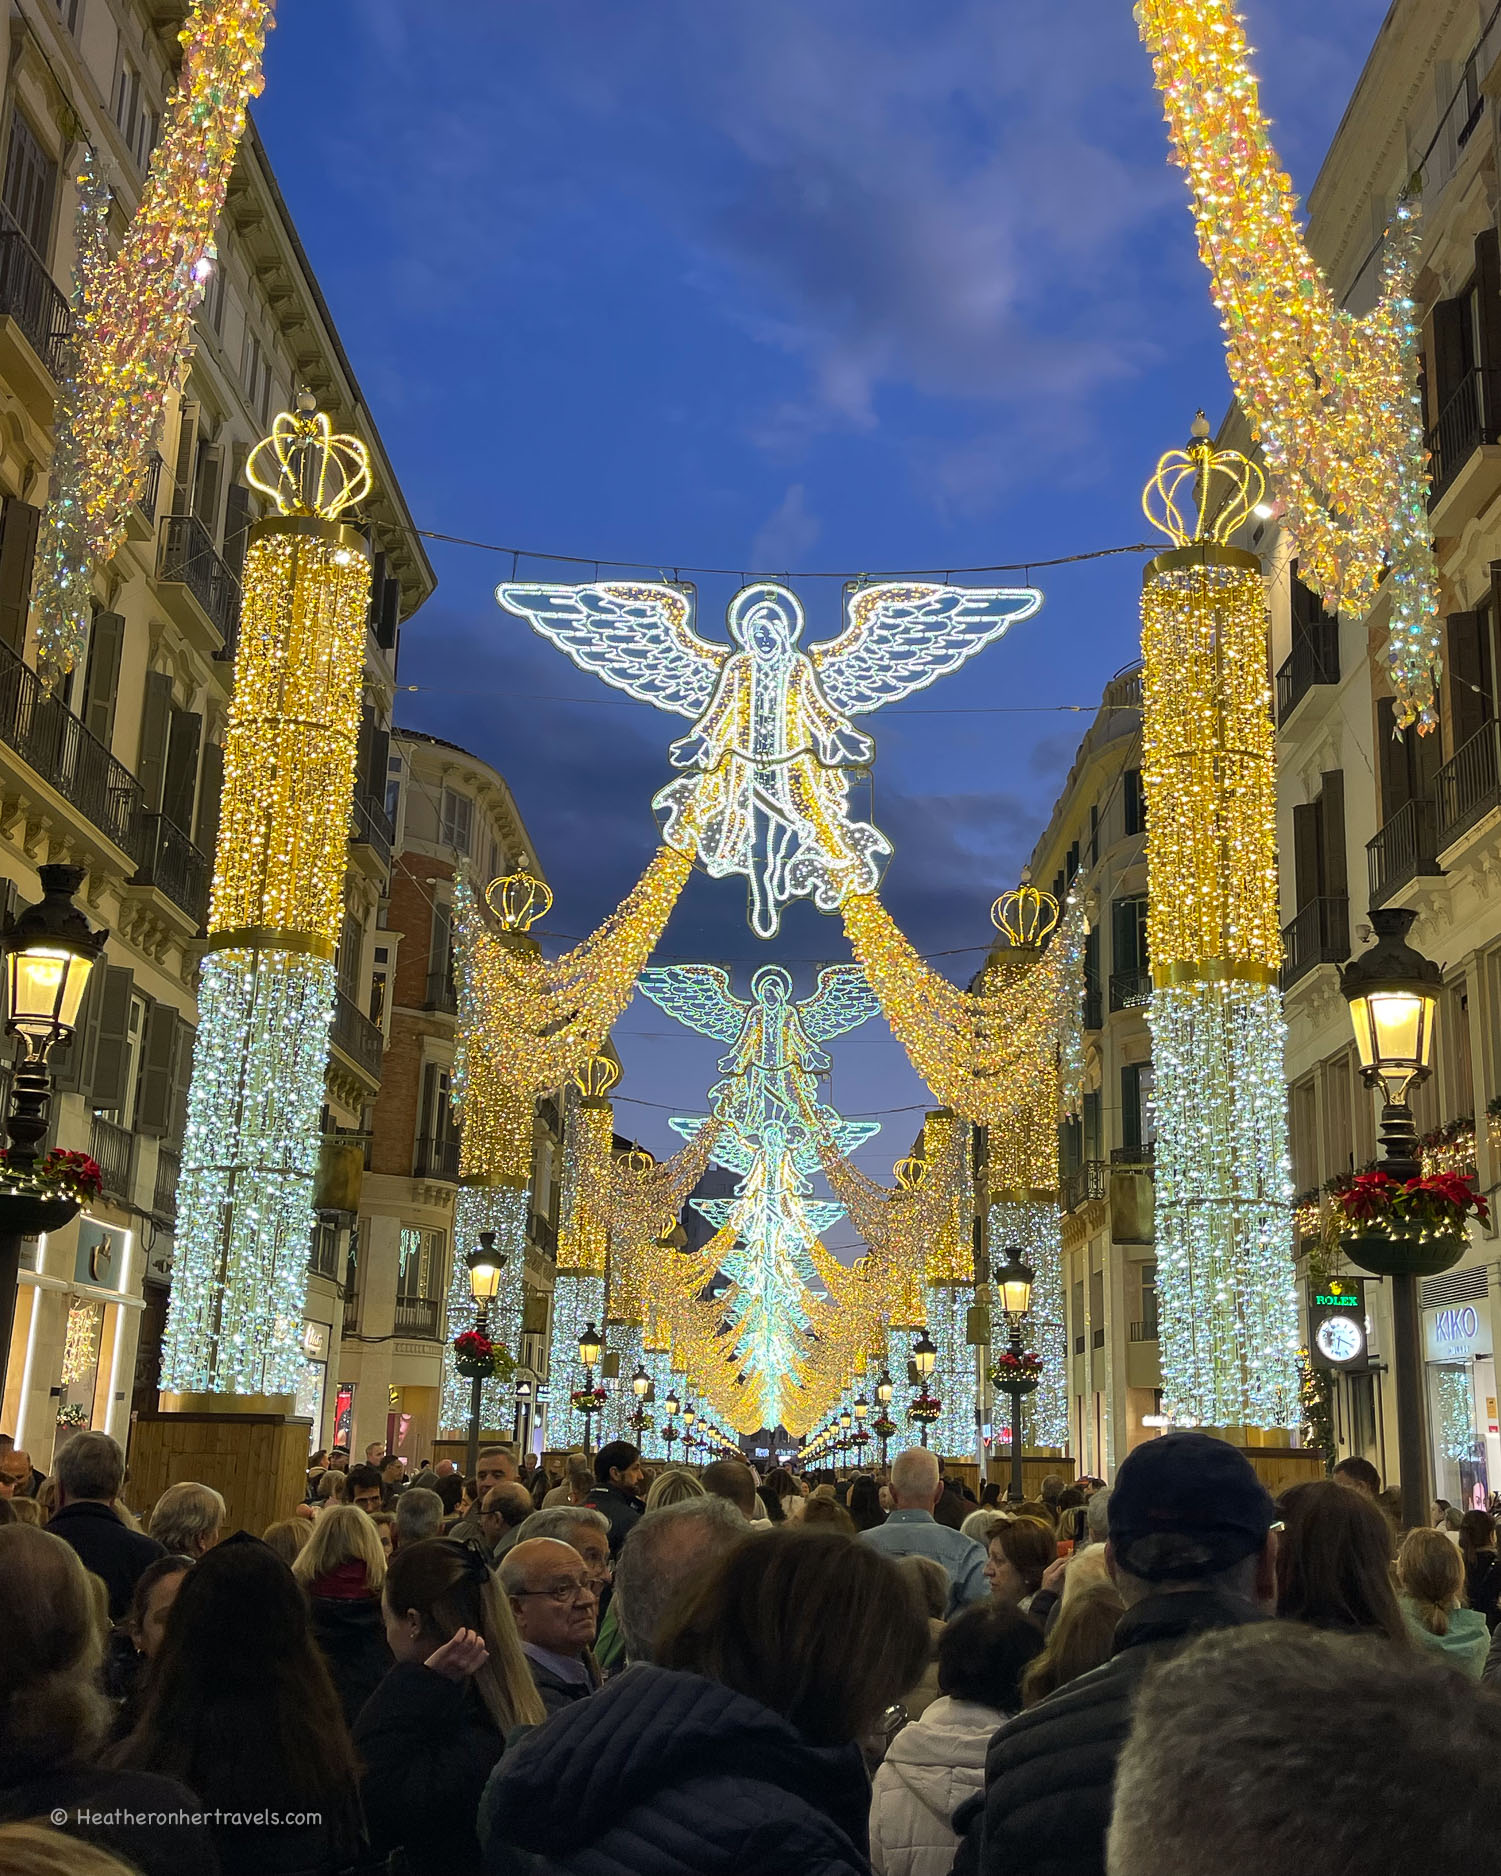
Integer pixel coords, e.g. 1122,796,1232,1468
663,1387,680,1465
1340,908,1445,1531
577,1321,604,1460
0,865,106,1381
875,1369,894,1471
628,1362,652,1437
911,1329,938,1448
993,1244,1036,1504
852,1393,869,1469
682,1399,698,1464
463,1231,505,1479
838,1406,853,1473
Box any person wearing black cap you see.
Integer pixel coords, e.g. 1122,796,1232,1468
955,1431,1278,1876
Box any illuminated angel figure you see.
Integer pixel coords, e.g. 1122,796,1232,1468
496,578,1043,938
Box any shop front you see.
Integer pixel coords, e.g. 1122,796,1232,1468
1424,1290,1500,1510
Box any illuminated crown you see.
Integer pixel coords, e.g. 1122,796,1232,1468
1142,411,1265,547
246,394,373,520
486,869,553,932
894,1153,928,1192
572,1054,621,1098
619,1144,656,1178
991,885,1060,948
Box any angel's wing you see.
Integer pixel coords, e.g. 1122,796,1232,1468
495,581,724,719
798,964,881,1042
812,581,1042,715
637,965,750,1042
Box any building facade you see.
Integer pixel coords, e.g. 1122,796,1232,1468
0,0,432,1468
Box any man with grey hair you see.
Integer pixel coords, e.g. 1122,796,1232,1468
513,1504,612,1593
147,1481,226,1558
48,1430,164,1617
1083,1485,1111,1548
859,1446,987,1616
612,1495,747,1663
1107,1625,1501,1876
393,1484,444,1549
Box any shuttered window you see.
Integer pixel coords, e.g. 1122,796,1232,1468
2,114,54,256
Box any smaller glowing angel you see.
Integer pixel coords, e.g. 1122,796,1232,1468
497,578,1042,938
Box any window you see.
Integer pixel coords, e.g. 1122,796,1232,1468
2,113,55,256
1120,1062,1155,1154
385,753,402,824
1137,1262,1158,1334
441,788,473,854
242,330,268,420
1122,768,1146,838
369,946,389,1027
203,259,226,334
336,909,362,1003
100,992,149,1128
397,1226,444,1301
112,60,156,169
53,0,80,33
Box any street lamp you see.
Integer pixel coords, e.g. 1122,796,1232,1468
875,1369,894,1470
577,1322,603,1459
993,1244,1035,1504
464,1231,505,1479
838,1406,853,1474
911,1329,938,1448
1341,907,1447,1530
0,865,107,1377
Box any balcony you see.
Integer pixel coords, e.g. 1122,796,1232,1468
1109,969,1152,1013
413,1133,461,1182
1280,895,1350,990
1062,1160,1108,1214
1103,665,1143,712
1276,615,1339,726
529,1211,559,1259
1436,718,1501,850
308,1226,341,1281
157,513,240,655
0,225,71,418
1427,366,1501,506
152,1145,180,1224
393,1297,443,1339
0,638,144,861
89,1114,135,1205
131,812,210,926
125,453,165,543
330,986,384,1082
350,792,394,870
1367,797,1443,907
1111,1143,1154,1167
1129,1318,1160,1343
1080,988,1102,1031
424,965,458,1015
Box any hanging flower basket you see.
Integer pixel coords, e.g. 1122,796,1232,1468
908,1397,942,1426
55,1402,88,1430
0,1149,102,1237
871,1415,897,1440
570,1385,608,1416
850,1428,871,1447
989,1349,1044,1394
1337,1170,1485,1279
453,1329,496,1380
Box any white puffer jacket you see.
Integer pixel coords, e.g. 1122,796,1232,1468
868,1695,1009,1876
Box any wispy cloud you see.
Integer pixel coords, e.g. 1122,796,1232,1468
749,484,820,571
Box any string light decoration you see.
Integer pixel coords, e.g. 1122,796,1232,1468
639,963,881,1429
498,579,1040,938
542,1074,617,1450
989,1202,1068,1448
34,0,274,683
1134,0,1440,729
161,406,373,1401
842,888,1086,1131
1140,426,1299,1430
61,1296,103,1391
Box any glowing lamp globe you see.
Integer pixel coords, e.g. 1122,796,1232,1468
912,1331,937,1380
853,1395,869,1422
3,865,105,1052
1340,908,1440,1101
683,1401,698,1428
995,1244,1036,1319
665,1389,680,1417
839,1409,852,1431
465,1230,504,1304
630,1364,651,1400
875,1370,894,1406
577,1322,604,1369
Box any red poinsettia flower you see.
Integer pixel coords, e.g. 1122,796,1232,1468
454,1329,494,1361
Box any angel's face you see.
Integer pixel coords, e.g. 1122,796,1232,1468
728,583,804,657
751,966,791,1008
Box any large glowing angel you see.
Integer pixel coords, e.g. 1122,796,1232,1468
496,578,1042,938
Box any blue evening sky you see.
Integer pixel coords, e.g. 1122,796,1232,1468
257,1,1390,1222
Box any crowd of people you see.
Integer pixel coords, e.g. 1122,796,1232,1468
2,1422,1499,1874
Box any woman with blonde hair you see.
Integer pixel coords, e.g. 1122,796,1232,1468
645,1467,706,1510
292,1503,391,1725
261,1517,312,1567
0,1527,215,1875
146,1481,225,1559
1397,1526,1489,1679
356,1536,545,1874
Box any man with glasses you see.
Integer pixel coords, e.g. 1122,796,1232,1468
500,1537,601,1714
478,1481,535,1563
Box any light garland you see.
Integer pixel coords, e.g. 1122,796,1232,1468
1141,432,1299,1431
498,578,1040,938
62,1295,103,1390
439,1183,529,1437
989,1200,1069,1448
34,0,273,683
162,407,373,1400
1134,0,1440,729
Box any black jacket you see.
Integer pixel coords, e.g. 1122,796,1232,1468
525,1653,596,1718
307,1595,393,1730
48,1499,165,1621
1466,1553,1501,1631
0,1764,218,1876
354,1660,505,1875
581,1484,642,1557
479,1663,873,1875
957,1589,1268,1876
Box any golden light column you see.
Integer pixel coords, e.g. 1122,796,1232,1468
160,400,373,1402
1140,417,1299,1431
